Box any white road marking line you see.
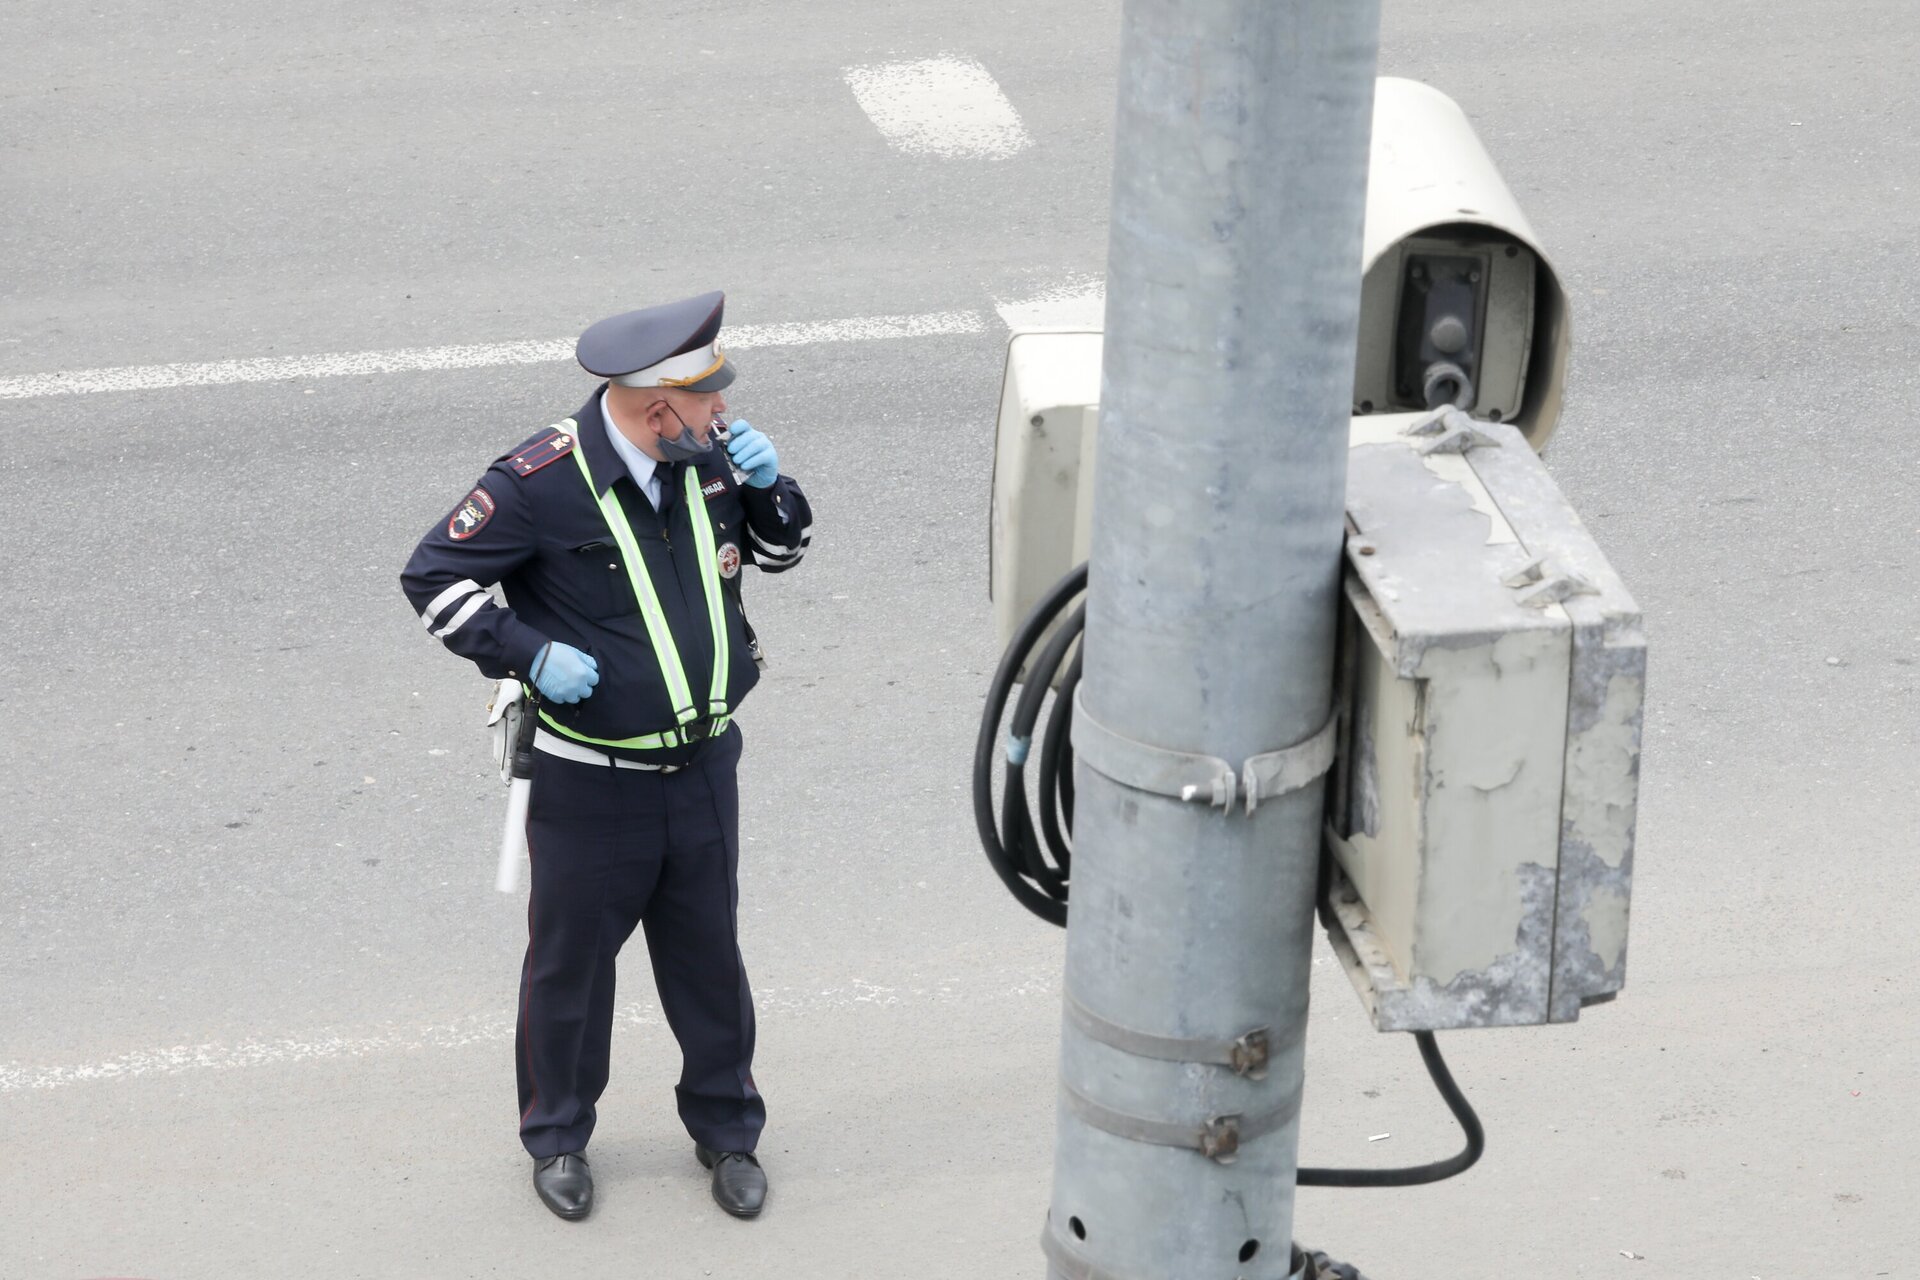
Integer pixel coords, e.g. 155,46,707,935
0,975,1059,1094
843,56,1034,159
0,309,989,401
994,274,1107,331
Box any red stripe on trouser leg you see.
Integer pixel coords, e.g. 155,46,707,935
519,834,539,1125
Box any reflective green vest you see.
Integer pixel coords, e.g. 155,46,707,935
538,419,732,751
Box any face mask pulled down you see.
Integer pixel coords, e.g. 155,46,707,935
654,403,716,464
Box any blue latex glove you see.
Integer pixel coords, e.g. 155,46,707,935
531,642,598,704
724,420,780,489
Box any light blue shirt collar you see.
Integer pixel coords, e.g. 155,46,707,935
601,397,665,511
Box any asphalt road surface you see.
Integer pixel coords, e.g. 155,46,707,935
3,1,1915,1277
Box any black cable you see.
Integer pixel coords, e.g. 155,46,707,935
973,562,1485,1190
1005,601,1083,883
1296,1030,1484,1186
1034,647,1081,865
972,564,1087,927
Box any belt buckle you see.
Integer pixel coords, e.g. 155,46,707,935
680,719,712,745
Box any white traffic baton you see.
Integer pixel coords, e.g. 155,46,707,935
490,681,540,894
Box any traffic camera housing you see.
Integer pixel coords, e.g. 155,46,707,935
1354,77,1571,448
991,79,1573,654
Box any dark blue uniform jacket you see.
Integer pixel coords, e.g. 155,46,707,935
401,387,811,763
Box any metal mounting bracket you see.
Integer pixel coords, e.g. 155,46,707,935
1501,555,1598,609
1073,689,1339,816
1403,406,1501,455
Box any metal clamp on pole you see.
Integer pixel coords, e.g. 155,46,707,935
1061,1081,1303,1166
1065,989,1282,1079
1073,688,1340,816
1239,712,1341,816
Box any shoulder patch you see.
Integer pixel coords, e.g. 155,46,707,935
448,486,497,541
701,476,728,500
505,423,579,477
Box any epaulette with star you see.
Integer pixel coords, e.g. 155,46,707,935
502,422,579,477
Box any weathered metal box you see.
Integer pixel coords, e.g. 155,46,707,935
1324,412,1644,1030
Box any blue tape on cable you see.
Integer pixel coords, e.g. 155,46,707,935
1005,735,1031,767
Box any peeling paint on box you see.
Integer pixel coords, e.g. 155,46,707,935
1330,417,1644,1031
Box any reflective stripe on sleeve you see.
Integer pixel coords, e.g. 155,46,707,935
433,592,491,638
748,525,809,560
420,578,483,629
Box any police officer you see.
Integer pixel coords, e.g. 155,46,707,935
401,292,810,1222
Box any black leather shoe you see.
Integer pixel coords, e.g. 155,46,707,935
533,1151,593,1220
695,1144,767,1218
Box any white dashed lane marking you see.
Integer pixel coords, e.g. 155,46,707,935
843,56,1034,159
0,309,989,400
0,977,1058,1094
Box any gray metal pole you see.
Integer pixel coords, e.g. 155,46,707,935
1045,0,1381,1276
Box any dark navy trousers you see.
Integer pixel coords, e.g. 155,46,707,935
516,725,765,1159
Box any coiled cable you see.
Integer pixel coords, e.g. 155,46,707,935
972,563,1087,928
